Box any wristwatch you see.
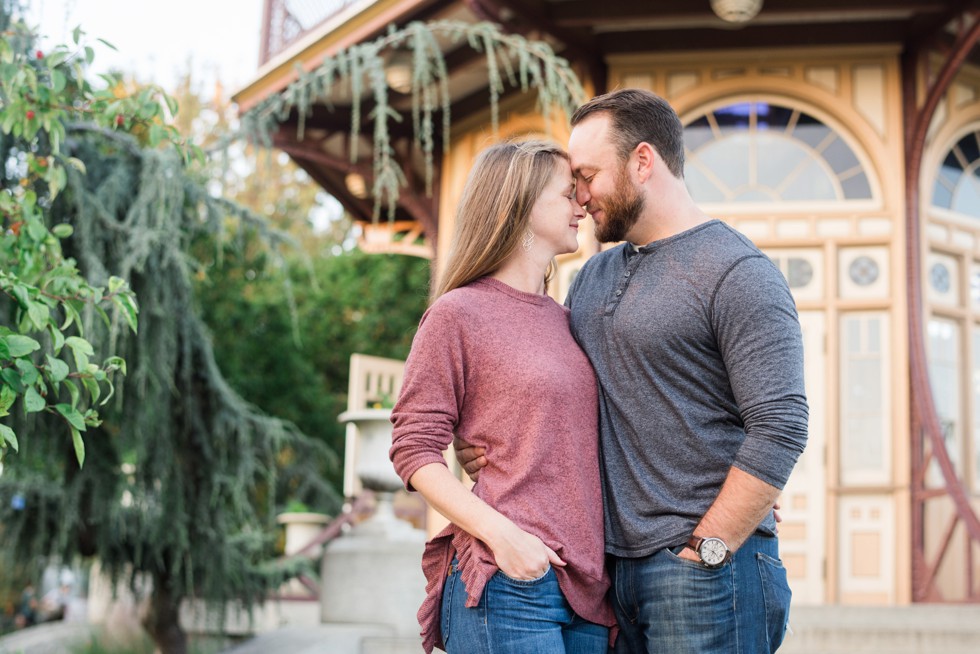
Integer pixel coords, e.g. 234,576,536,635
685,535,731,568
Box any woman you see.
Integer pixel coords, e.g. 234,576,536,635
388,139,615,654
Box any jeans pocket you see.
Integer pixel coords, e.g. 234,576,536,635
665,545,729,572
757,552,792,652
494,564,552,586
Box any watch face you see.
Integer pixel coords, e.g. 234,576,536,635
699,538,728,566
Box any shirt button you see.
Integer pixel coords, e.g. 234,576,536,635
615,289,623,296
624,271,631,277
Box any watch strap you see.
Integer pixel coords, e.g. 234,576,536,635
685,535,705,554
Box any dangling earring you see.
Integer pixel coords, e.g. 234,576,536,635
522,230,535,252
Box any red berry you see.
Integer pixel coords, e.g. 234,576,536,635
25,110,34,120
115,114,124,126
35,50,43,59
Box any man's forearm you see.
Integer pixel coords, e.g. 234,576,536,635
694,466,780,552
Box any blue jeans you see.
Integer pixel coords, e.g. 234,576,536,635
610,533,791,653
441,559,608,654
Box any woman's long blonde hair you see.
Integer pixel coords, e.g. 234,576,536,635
434,139,568,299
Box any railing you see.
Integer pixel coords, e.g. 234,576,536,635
903,10,980,603
259,0,367,65
277,491,376,599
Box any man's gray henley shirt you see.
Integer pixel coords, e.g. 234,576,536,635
566,219,809,558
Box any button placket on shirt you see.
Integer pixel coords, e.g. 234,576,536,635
604,251,644,314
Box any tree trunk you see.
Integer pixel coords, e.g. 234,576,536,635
142,573,187,654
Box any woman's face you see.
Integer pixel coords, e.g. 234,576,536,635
527,159,586,258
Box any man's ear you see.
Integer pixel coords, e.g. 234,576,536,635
634,142,656,183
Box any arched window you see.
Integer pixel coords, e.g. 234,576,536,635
684,101,872,203
932,130,980,217
925,127,980,491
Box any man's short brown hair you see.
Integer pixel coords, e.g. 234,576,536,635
571,88,685,178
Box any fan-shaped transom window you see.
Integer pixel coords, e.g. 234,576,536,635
932,130,980,218
684,101,872,203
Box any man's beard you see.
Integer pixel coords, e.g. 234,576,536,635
594,166,645,243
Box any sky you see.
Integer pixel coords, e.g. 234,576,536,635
22,0,347,236
25,0,265,94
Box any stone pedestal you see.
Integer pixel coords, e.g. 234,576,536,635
320,519,426,636
323,409,428,637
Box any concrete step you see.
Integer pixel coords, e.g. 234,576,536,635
361,635,424,654
779,605,980,654
222,624,423,654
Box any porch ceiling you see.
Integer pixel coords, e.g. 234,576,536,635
234,0,980,251
495,0,978,58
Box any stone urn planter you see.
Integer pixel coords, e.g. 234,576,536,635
336,408,414,537
339,408,402,493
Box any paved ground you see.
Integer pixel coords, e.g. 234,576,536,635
4,604,980,654
779,604,980,654
0,622,94,654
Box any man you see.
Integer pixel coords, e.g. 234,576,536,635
458,88,808,652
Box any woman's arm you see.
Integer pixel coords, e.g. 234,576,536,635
409,462,565,580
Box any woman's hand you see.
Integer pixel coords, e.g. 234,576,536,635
489,521,566,580
406,463,565,580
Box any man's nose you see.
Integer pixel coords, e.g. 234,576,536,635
575,179,591,206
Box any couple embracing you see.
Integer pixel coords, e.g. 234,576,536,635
389,88,808,654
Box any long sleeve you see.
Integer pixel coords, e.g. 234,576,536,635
712,255,809,489
389,301,466,491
